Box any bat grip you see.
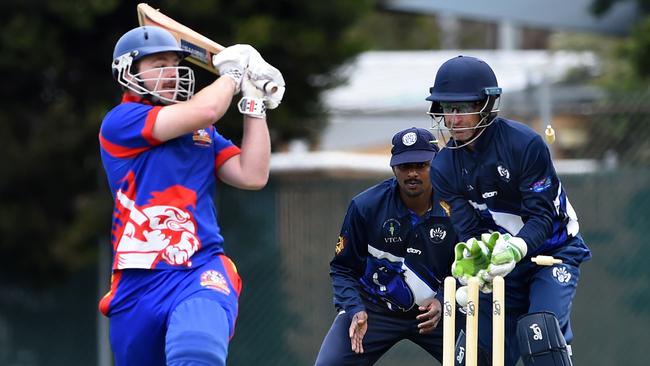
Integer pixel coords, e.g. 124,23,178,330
252,79,279,94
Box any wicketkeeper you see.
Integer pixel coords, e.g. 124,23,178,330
427,55,592,366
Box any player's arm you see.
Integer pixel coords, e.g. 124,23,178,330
217,55,284,190
516,135,557,251
477,137,556,282
332,201,371,353
217,114,270,190
330,201,368,318
153,44,260,142
152,76,238,142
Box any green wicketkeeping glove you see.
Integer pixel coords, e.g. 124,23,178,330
451,237,491,286
485,233,528,280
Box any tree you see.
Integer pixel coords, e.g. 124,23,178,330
0,0,377,284
568,0,650,165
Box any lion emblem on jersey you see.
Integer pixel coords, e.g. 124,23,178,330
112,173,201,269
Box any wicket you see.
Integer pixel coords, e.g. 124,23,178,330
442,275,505,366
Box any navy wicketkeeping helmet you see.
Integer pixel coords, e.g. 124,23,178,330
426,55,502,148
112,26,195,104
426,55,501,104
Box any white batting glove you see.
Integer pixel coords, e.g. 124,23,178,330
238,76,266,119
212,44,258,93
247,53,285,109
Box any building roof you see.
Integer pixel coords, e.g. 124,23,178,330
318,50,602,152
384,0,638,36
270,151,598,175
323,50,599,115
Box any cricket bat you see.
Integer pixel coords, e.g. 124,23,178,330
137,3,277,93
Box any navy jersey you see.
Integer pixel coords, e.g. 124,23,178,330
330,178,456,318
430,117,580,254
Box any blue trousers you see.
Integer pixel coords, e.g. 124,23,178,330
104,255,241,366
314,305,464,365
477,236,591,366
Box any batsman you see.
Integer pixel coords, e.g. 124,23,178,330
98,25,284,365
426,55,591,366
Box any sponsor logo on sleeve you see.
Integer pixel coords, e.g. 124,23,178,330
439,200,451,217
335,235,346,255
192,129,212,146
530,176,552,192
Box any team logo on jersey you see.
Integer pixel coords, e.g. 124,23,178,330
382,219,403,244
552,266,572,284
429,224,447,243
439,200,451,217
335,235,346,255
112,172,201,269
200,270,231,295
530,176,552,192
192,129,212,146
497,164,510,182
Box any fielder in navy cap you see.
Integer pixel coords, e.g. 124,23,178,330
315,126,459,366
390,127,439,167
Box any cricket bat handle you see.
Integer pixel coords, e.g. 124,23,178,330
252,79,279,94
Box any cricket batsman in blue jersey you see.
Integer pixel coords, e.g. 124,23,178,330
426,55,592,366
98,26,285,365
315,127,464,365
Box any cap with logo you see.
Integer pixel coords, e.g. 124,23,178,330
390,127,439,167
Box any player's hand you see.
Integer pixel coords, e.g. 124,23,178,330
247,53,285,109
416,298,442,334
451,237,491,285
238,76,266,119
212,44,257,93
485,233,528,280
349,310,368,354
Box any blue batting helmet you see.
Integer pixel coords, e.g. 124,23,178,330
111,26,195,104
112,26,190,71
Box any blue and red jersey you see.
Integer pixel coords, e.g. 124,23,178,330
99,94,240,271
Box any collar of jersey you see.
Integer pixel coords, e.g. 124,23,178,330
121,93,154,105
